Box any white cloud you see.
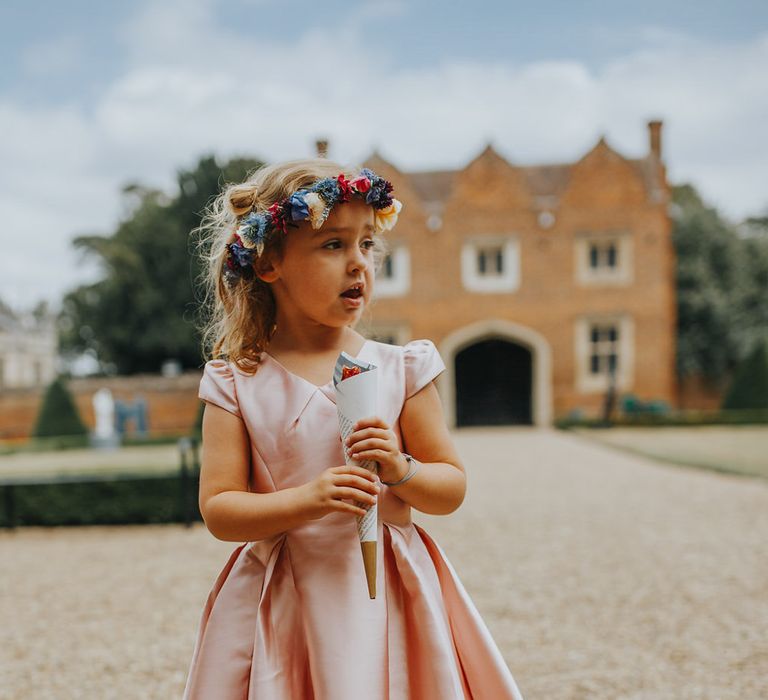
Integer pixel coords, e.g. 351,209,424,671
1,3,766,312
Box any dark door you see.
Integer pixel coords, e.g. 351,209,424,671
455,339,533,426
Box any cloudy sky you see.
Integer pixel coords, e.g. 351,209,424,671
2,0,767,312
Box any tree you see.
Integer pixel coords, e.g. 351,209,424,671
721,338,768,410
671,185,768,382
58,154,264,374
33,376,88,438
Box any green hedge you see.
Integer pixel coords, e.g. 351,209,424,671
556,408,768,429
722,339,768,410
0,474,202,527
33,376,88,438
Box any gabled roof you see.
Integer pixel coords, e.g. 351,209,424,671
406,170,458,204
374,136,658,207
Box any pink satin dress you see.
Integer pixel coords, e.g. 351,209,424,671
183,339,524,699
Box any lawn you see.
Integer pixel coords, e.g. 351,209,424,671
570,425,768,479
0,444,183,481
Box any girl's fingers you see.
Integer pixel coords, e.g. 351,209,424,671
337,501,368,517
333,465,376,480
337,487,377,504
347,427,389,445
349,437,390,454
353,416,389,430
335,474,379,493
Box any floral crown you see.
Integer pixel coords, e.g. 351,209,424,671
224,168,402,286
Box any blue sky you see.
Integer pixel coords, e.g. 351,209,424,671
1,0,767,309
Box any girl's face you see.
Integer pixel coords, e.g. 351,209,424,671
259,199,377,332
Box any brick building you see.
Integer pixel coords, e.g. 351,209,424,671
0,302,58,391
360,120,676,426
0,122,677,441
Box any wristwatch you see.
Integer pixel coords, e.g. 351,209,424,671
381,453,420,486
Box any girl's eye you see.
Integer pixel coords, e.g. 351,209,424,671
322,239,375,250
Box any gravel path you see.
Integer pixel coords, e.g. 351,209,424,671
1,428,766,699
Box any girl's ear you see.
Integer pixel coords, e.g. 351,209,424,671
254,254,280,283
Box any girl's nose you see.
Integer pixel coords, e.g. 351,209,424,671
348,247,369,273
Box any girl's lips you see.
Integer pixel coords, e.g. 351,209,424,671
341,294,364,308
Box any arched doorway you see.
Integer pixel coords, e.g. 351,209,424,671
455,338,533,426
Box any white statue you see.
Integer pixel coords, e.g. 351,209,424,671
92,387,116,440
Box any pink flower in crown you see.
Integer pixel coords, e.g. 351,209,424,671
337,174,353,202
350,175,371,194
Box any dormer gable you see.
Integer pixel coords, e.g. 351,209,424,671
561,136,648,208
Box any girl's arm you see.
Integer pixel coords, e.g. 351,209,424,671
348,381,467,516
197,404,309,541
389,380,466,515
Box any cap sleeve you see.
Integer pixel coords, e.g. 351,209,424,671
403,339,446,399
199,359,241,417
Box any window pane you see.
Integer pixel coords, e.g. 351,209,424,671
589,244,599,268
590,354,600,373
590,327,599,343
477,250,486,274
383,255,393,278
607,243,617,268
608,327,617,342
495,249,504,273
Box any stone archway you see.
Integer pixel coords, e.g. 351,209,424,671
439,319,553,427
455,339,533,425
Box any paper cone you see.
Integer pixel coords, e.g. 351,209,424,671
334,351,378,599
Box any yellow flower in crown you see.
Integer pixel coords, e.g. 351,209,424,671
303,192,328,230
373,199,402,233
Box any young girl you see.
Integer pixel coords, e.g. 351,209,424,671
183,158,524,699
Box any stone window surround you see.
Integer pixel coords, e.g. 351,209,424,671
574,313,634,394
374,245,410,298
574,231,633,286
461,235,521,293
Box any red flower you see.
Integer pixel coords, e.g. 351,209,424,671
350,176,371,194
268,201,289,234
337,174,353,202
341,365,362,381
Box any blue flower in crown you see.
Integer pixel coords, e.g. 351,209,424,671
227,236,256,272
311,177,342,207
237,211,271,249
288,191,310,222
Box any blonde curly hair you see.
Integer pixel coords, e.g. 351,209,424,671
193,158,389,374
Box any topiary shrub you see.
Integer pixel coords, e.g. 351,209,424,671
32,376,88,438
722,338,768,410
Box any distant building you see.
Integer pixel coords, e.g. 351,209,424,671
359,120,676,426
0,302,58,389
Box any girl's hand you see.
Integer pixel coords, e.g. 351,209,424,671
298,464,380,520
345,416,410,485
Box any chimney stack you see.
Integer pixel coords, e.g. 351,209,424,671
315,139,329,158
648,120,663,160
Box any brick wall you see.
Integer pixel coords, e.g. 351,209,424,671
0,372,202,442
